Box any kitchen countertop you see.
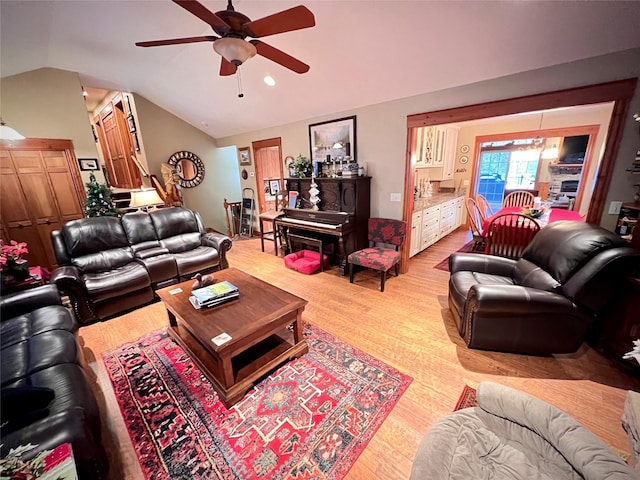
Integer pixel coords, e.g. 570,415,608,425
413,191,464,211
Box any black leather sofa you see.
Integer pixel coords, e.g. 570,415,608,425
50,207,232,325
448,221,640,355
0,285,107,479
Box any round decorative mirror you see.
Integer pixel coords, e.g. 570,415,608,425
167,151,205,188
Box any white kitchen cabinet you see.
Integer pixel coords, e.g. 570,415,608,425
410,211,423,257
420,126,436,166
440,126,460,180
439,201,456,236
410,196,464,257
421,204,441,250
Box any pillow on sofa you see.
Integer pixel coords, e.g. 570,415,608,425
0,386,55,429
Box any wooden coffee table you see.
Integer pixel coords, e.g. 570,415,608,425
156,268,308,407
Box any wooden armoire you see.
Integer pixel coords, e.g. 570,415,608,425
0,139,86,271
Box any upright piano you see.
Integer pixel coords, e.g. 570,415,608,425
276,176,371,275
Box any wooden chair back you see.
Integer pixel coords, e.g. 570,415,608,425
465,198,483,237
485,213,541,259
475,194,493,223
503,190,535,208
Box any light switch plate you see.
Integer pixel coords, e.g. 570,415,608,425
608,201,622,215
390,193,401,202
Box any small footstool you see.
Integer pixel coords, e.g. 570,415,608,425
284,250,329,275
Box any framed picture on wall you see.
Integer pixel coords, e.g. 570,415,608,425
239,147,251,166
309,115,357,164
127,114,137,133
269,180,280,195
78,158,98,171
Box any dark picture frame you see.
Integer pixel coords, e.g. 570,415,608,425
238,147,251,166
78,158,99,171
309,115,357,164
127,114,137,133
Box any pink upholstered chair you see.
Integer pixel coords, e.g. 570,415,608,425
348,218,407,292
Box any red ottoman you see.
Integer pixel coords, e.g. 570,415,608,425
284,250,329,274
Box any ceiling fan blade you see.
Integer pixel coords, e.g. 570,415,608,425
219,56,237,76
173,0,231,33
251,40,310,74
136,35,218,47
243,6,315,38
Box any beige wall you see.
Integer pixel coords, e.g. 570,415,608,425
0,67,105,185
133,94,236,231
217,48,640,232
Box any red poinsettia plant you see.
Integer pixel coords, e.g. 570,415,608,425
0,240,29,272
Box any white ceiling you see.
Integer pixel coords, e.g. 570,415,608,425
2,1,640,139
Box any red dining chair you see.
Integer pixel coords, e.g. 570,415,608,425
502,190,535,208
348,218,406,292
485,213,541,259
475,194,494,223
465,198,486,252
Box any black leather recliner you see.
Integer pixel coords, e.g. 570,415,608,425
0,285,107,479
448,221,640,355
50,207,232,324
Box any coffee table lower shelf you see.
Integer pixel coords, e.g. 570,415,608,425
168,324,308,408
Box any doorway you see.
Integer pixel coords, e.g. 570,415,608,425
252,138,284,216
401,78,637,273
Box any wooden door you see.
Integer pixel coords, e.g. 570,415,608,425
96,95,141,189
0,139,85,270
252,138,283,214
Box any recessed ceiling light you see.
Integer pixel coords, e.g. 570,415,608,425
264,76,276,87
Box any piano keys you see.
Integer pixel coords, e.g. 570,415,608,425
277,176,371,275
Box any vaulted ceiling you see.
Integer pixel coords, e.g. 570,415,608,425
2,1,640,139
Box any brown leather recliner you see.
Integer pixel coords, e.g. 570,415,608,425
51,207,232,325
448,221,640,355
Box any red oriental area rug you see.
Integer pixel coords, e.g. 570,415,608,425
103,323,412,480
433,241,477,272
453,385,477,411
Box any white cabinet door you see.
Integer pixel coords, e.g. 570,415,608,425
421,204,441,250
410,211,423,257
432,127,446,167
414,127,424,167
421,126,436,166
440,126,460,180
454,197,464,228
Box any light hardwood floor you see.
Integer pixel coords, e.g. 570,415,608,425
79,228,640,479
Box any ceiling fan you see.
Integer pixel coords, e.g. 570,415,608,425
136,0,315,76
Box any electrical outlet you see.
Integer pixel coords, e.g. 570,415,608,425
390,193,401,202
608,201,622,215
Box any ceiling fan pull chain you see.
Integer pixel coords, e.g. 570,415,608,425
237,70,244,98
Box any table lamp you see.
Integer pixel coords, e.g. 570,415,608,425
129,188,163,212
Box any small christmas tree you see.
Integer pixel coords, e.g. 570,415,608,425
84,172,119,217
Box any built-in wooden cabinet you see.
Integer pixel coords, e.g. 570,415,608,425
0,139,85,271
410,196,464,257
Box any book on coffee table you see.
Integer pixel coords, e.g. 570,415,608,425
190,281,239,309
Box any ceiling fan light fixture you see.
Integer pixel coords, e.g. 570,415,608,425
213,38,256,66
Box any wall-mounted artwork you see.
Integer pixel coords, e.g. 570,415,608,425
78,158,99,171
239,147,251,166
309,115,356,164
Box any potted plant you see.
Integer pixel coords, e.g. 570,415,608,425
0,239,29,283
290,154,312,178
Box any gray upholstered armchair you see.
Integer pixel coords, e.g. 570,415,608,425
448,221,639,355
